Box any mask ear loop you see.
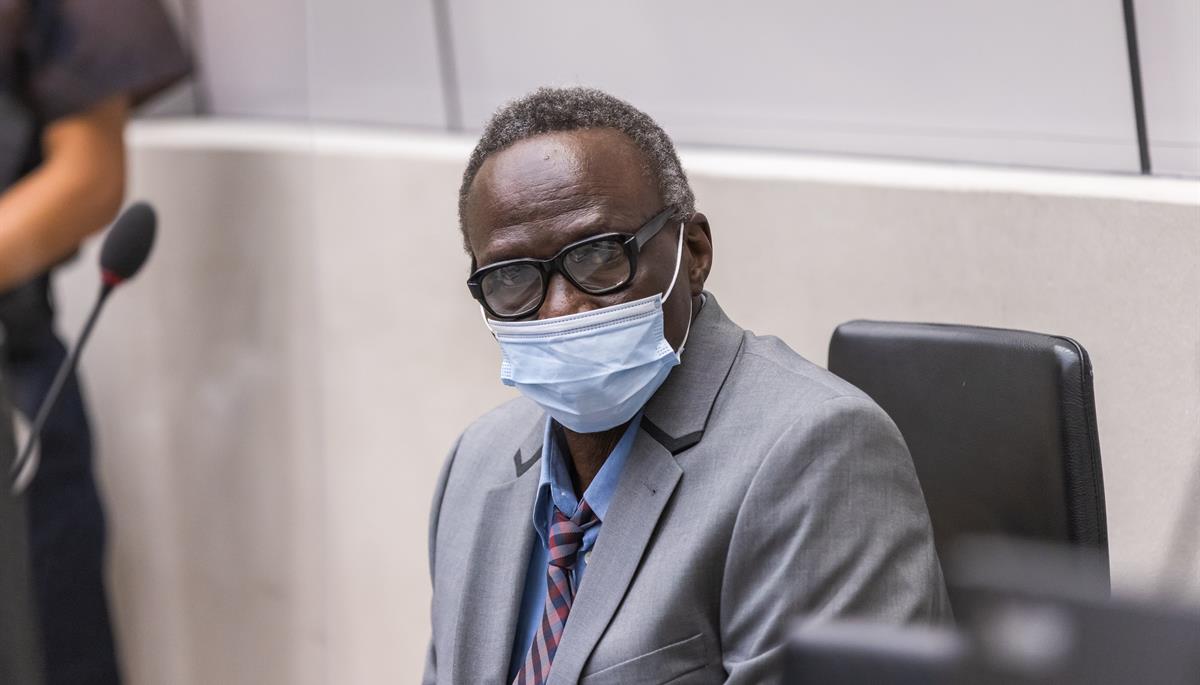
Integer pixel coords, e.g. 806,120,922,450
662,219,686,303
480,305,497,338
662,220,694,356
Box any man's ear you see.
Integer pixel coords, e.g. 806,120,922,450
683,212,712,296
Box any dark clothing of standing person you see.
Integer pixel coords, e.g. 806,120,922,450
0,1,189,683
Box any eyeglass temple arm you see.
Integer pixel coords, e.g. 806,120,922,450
634,206,679,249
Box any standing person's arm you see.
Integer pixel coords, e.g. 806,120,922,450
0,93,128,291
0,0,190,292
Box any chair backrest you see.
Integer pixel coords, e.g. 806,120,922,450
827,321,1108,576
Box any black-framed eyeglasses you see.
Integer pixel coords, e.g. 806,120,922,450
467,205,678,320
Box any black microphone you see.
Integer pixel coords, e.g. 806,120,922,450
9,202,157,493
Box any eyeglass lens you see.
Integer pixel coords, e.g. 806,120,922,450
481,238,632,316
481,263,544,317
563,239,631,290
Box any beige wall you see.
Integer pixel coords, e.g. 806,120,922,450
52,120,1200,684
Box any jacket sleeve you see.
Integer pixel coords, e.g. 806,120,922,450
27,0,191,122
719,395,951,684
422,433,462,685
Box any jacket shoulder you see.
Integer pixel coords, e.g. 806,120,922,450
705,329,909,463
700,330,915,509
449,396,543,478
734,331,875,407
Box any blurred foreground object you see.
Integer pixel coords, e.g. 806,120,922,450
0,374,42,685
785,537,1200,684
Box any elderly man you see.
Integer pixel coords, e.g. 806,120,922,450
425,87,949,685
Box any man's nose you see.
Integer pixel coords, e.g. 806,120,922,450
537,274,594,320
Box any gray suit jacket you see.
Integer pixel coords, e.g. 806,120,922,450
424,293,950,684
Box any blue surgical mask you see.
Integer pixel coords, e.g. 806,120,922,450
484,223,692,433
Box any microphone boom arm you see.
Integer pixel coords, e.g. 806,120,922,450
9,285,112,494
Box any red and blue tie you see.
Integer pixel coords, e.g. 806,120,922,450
513,499,598,685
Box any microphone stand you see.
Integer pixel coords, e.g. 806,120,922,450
8,284,113,494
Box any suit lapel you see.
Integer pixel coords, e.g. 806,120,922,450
546,430,682,684
642,292,744,454
455,294,744,682
546,293,745,682
452,420,544,684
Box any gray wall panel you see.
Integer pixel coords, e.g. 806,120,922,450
306,0,445,127
1137,0,1200,177
193,0,311,118
189,0,444,126
448,0,1141,172
133,0,198,117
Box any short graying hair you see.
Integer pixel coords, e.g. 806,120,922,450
457,86,695,252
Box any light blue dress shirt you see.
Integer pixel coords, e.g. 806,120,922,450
507,414,642,681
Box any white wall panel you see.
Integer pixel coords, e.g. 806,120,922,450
1137,0,1200,177
448,0,1141,172
57,141,328,684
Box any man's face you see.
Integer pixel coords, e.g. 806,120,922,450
463,128,711,350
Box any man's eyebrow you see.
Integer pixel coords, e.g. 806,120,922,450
479,210,637,265
565,206,650,232
556,208,654,242
487,192,592,225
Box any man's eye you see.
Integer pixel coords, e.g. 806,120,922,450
496,266,527,285
572,243,620,264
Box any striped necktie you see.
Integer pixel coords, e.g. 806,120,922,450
513,499,598,685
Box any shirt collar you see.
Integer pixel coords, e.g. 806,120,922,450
531,414,641,544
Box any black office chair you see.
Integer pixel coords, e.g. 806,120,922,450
827,321,1109,583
